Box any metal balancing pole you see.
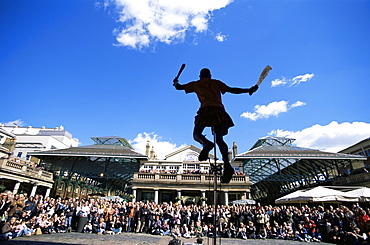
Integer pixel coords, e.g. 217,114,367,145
212,128,219,245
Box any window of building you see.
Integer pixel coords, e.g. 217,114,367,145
143,165,154,170
161,193,172,203
365,149,370,157
156,165,166,170
183,164,200,170
184,153,198,162
141,192,154,202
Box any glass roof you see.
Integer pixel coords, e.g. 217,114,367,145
91,136,133,149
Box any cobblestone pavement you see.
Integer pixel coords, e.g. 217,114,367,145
3,232,331,245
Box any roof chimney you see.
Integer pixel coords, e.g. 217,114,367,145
150,146,155,160
145,141,150,156
233,142,238,158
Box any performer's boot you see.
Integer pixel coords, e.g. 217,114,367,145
221,161,235,184
198,140,215,161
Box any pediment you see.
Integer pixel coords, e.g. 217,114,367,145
165,145,215,162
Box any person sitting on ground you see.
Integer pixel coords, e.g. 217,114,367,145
160,220,170,236
57,218,67,233
311,227,323,242
346,226,368,244
171,224,181,238
14,220,32,237
246,221,256,239
295,223,310,242
83,222,93,233
97,218,106,235
0,219,14,240
181,223,191,238
236,222,247,239
151,215,162,235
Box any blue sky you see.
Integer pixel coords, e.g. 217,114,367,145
2,0,370,159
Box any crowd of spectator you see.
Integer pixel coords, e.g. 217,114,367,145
1,190,370,244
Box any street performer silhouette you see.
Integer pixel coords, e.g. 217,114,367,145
173,68,259,183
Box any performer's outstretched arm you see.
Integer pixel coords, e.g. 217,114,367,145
226,85,258,95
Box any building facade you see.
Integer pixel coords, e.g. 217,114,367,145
0,124,80,162
332,137,370,187
131,144,252,205
0,126,53,196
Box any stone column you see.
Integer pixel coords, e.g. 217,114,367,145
45,187,51,198
201,190,206,198
12,181,21,194
30,184,38,197
224,190,229,205
201,190,206,205
177,189,182,204
154,188,159,204
132,188,137,203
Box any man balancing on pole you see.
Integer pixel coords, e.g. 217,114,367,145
173,68,259,183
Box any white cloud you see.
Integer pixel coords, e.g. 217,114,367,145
129,132,185,159
109,0,233,49
290,101,306,108
291,73,315,85
215,32,226,42
1,119,26,127
271,73,314,87
240,100,306,121
271,78,287,87
269,121,370,153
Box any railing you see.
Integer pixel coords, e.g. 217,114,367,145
133,172,249,183
332,172,370,185
0,158,54,182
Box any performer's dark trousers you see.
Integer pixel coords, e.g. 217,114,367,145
193,124,229,163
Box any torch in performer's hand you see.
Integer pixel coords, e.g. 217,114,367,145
173,63,186,86
249,65,272,95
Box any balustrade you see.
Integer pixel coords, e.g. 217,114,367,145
133,172,246,183
0,158,53,182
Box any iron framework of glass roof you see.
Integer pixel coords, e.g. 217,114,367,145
91,136,134,149
30,136,147,192
235,136,367,204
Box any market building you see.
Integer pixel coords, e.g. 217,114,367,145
131,142,252,205
235,136,368,204
29,136,147,200
1,123,368,205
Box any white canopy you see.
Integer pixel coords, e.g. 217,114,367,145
344,187,370,202
275,186,359,204
274,190,305,204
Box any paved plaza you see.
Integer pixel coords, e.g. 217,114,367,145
3,232,330,245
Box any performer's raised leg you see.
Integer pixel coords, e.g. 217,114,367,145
193,125,215,161
213,127,234,183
